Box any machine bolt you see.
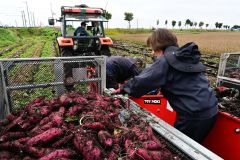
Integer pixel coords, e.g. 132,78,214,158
235,128,240,133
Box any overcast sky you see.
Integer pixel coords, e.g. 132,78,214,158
0,0,239,28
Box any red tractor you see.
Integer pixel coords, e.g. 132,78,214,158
49,4,113,91
49,4,113,57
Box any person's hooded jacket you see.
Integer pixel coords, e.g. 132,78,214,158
123,42,218,119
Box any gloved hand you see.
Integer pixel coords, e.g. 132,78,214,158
111,86,127,95
111,88,122,95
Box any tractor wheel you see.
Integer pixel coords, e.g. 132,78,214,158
100,46,111,56
60,47,75,92
60,47,73,57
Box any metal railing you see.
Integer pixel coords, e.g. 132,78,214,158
0,56,106,119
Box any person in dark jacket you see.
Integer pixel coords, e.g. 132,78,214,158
118,28,218,143
74,22,89,36
106,56,143,89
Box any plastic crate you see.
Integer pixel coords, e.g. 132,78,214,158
130,95,176,126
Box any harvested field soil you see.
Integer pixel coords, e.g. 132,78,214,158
111,40,240,118
113,31,240,54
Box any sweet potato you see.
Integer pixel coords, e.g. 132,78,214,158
136,148,152,160
107,151,118,160
0,151,11,159
59,94,73,106
0,141,25,151
39,116,51,126
73,132,104,160
40,149,76,160
98,130,113,147
0,119,9,126
160,148,173,159
6,114,15,122
27,128,62,146
67,105,82,116
73,97,88,105
17,137,31,144
23,156,35,160
0,132,25,142
40,106,51,116
83,122,105,130
149,151,162,160
124,139,136,159
52,133,73,148
27,146,53,158
113,99,122,108
142,140,162,150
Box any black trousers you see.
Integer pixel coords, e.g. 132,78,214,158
174,114,217,143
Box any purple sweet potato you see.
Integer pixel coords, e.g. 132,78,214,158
98,130,113,147
27,128,62,146
142,140,162,150
0,132,25,142
149,151,162,160
107,151,118,160
73,97,88,105
0,119,9,126
27,146,53,158
113,98,121,108
40,106,51,116
40,149,76,160
6,114,15,122
59,94,73,106
52,133,73,148
136,148,152,160
0,141,25,151
83,122,105,130
0,151,11,159
124,139,137,159
67,105,82,116
17,137,31,144
73,132,103,160
39,116,51,126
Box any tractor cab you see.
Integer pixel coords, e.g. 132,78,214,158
52,5,112,56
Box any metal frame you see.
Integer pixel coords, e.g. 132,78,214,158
217,52,240,87
128,98,223,160
108,93,223,160
0,56,106,118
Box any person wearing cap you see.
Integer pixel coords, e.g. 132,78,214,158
74,22,89,36
106,56,143,89
116,28,218,143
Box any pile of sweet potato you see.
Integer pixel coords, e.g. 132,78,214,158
0,92,181,160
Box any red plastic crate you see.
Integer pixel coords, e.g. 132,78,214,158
202,112,240,160
130,95,176,126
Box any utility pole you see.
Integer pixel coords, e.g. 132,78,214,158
15,20,18,27
21,11,25,27
50,3,54,18
31,12,35,27
33,12,36,27
23,11,27,27
137,18,138,29
25,1,31,27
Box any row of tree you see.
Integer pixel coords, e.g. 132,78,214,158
163,19,231,29
103,11,237,30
